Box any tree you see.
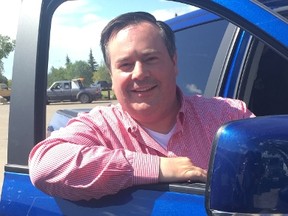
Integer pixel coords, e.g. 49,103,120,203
92,62,111,83
65,55,71,67
68,60,93,86
0,74,8,84
47,66,69,86
48,55,97,87
88,49,98,72
0,34,15,78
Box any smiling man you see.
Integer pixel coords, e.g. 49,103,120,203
108,21,179,134
29,12,254,201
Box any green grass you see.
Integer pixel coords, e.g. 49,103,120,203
101,90,116,100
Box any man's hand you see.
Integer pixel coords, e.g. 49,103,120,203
159,157,207,183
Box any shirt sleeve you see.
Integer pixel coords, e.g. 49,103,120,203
223,98,256,119
29,114,160,201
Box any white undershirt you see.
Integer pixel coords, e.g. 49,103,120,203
144,124,177,149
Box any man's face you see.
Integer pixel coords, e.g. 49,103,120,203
108,22,178,125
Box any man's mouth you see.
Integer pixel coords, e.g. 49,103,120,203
131,85,156,93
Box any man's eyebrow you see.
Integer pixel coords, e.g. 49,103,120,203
115,56,130,64
140,50,163,60
114,49,161,64
142,49,159,55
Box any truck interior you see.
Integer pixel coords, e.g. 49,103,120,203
249,45,288,116
240,40,288,117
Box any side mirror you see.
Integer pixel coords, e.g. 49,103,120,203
206,116,288,215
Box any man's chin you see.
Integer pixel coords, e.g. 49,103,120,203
128,102,156,114
132,102,153,110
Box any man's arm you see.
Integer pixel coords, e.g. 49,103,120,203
29,138,160,201
29,112,162,201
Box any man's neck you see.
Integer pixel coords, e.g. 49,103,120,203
139,95,181,134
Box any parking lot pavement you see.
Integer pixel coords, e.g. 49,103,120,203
0,100,117,196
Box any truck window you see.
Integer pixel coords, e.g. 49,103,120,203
175,19,229,95
248,44,288,116
64,83,70,89
231,8,288,117
52,83,62,90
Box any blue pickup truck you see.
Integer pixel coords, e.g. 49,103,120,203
1,0,288,215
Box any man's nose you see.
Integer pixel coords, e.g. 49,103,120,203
131,61,149,80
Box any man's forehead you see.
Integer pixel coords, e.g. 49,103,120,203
110,21,158,41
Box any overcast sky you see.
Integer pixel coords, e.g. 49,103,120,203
0,0,197,80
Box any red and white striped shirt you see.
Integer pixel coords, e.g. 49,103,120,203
29,93,254,201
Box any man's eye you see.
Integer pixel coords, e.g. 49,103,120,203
121,63,131,67
119,63,134,71
146,57,158,63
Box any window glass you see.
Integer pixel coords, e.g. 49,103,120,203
48,0,198,88
175,20,229,95
46,0,199,129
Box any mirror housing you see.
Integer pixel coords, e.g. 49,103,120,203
206,115,288,215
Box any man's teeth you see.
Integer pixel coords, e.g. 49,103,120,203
134,86,153,92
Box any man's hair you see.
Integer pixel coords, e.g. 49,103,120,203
100,11,176,70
